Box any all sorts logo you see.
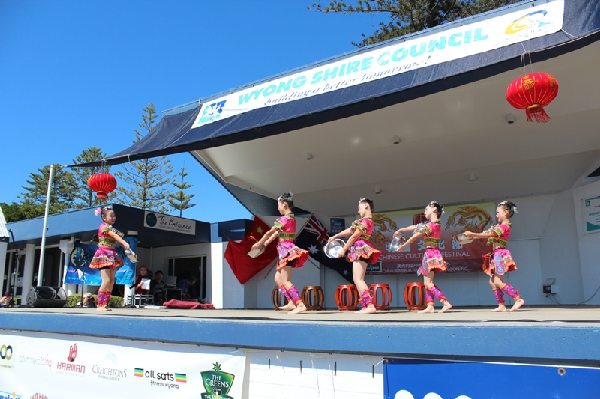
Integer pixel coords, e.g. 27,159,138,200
92,353,127,382
505,10,552,34
201,362,235,399
0,391,21,399
134,367,187,390
0,344,14,370
55,344,85,376
395,391,472,399
198,100,227,124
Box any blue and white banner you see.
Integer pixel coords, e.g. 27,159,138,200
64,237,136,286
384,358,600,398
583,196,600,233
193,0,564,128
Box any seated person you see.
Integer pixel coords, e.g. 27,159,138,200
176,276,197,300
82,293,96,308
0,292,11,307
134,265,150,295
150,270,167,304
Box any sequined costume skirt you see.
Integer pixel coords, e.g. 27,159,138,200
346,239,381,265
89,247,123,270
276,241,309,270
483,248,517,276
417,248,447,276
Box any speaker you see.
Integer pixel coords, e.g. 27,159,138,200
26,287,67,308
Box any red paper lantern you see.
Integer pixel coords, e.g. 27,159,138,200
506,72,559,123
87,173,117,200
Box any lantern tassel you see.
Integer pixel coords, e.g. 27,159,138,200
526,105,551,123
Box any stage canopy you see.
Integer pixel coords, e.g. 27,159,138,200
83,0,600,219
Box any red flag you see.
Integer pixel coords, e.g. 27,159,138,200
224,216,278,284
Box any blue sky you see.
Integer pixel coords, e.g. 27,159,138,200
0,0,379,223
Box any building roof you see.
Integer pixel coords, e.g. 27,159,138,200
76,0,600,218
5,204,219,248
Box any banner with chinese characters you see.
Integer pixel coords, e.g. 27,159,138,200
368,202,496,274
0,331,245,399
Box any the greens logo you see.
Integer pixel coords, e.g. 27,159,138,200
200,362,235,399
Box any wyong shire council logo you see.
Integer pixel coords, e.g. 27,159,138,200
199,100,227,124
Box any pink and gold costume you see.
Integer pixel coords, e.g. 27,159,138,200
417,220,447,276
346,217,381,264
89,223,124,270
483,223,517,276
274,214,308,271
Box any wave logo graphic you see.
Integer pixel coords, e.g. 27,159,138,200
505,10,551,34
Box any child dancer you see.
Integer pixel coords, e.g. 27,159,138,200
251,193,309,314
464,200,525,312
394,201,452,313
328,198,381,314
89,206,132,311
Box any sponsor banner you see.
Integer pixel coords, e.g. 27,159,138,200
64,237,136,286
384,358,600,398
583,196,600,233
368,203,496,274
143,211,196,236
193,1,564,128
0,331,245,399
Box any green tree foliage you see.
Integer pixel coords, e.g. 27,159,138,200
168,163,196,217
115,103,173,213
71,147,113,208
309,0,520,47
1,201,45,223
18,164,77,218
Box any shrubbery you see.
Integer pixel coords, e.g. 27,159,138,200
65,294,123,308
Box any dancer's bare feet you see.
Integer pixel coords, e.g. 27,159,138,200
289,303,306,314
439,301,452,313
418,305,435,313
510,298,525,311
97,306,111,312
278,301,295,311
491,305,507,312
354,305,377,314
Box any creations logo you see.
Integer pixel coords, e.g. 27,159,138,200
133,367,186,390
201,362,235,399
92,353,127,382
505,10,552,34
0,391,21,399
55,344,85,376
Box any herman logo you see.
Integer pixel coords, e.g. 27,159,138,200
56,343,85,376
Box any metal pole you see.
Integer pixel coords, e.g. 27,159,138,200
37,164,55,287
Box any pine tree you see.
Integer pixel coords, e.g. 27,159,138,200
168,163,196,217
115,103,173,213
71,147,113,208
309,0,519,47
19,164,77,216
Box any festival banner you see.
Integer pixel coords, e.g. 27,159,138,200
193,0,564,128
64,237,136,286
0,331,246,399
368,203,496,274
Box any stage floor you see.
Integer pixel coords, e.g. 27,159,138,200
1,305,599,325
2,306,599,366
